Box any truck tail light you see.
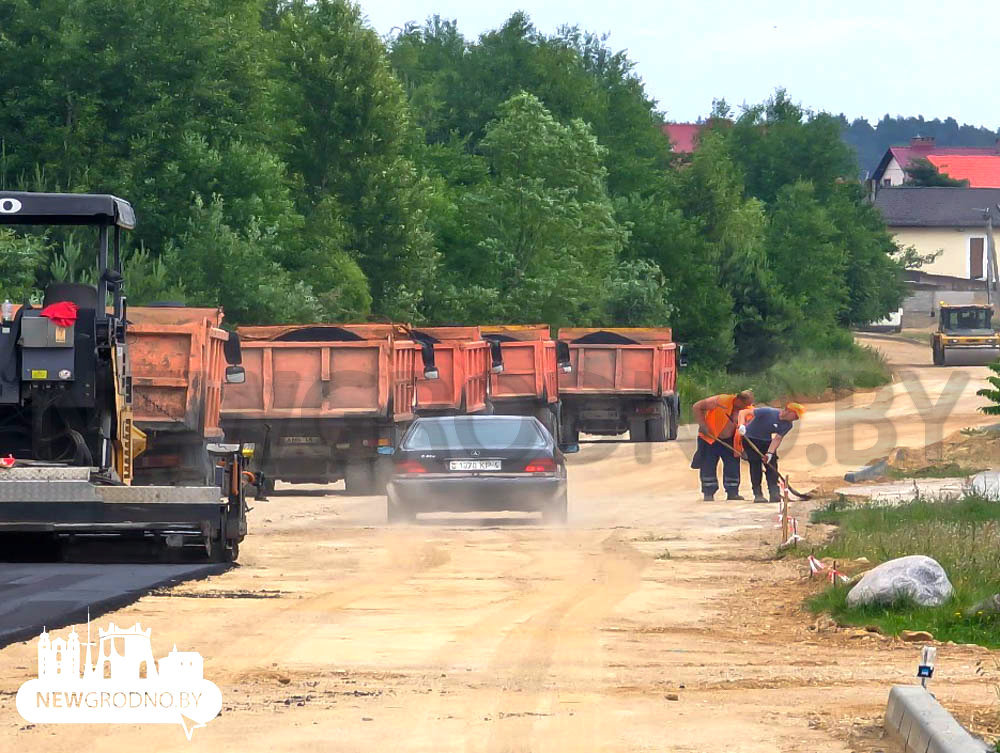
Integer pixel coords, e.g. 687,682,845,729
524,457,556,473
396,460,427,474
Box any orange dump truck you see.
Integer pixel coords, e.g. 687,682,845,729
480,325,569,438
557,327,681,443
128,306,236,485
220,324,426,494
409,326,498,415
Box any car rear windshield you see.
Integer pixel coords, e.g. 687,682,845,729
402,417,548,451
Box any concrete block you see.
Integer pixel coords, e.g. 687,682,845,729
844,459,888,483
884,685,990,753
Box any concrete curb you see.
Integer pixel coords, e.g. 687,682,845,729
885,685,990,753
844,459,888,483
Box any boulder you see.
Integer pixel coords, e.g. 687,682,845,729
846,555,953,608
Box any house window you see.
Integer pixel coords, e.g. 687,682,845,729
969,237,986,280
882,178,892,187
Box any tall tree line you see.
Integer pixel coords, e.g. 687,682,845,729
0,2,904,371
839,114,1000,176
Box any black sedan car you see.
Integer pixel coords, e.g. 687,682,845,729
385,415,575,524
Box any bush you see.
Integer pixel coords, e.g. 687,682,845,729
679,340,890,422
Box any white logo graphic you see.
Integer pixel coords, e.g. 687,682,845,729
0,198,22,214
16,618,221,739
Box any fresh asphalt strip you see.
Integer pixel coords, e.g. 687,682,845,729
0,562,227,647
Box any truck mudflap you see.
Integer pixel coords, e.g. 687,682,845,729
0,459,248,561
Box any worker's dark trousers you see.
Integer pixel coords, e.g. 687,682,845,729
697,436,740,496
745,437,780,499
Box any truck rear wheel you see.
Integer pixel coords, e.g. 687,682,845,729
345,461,376,495
646,402,668,442
535,405,559,441
561,413,580,446
667,399,679,441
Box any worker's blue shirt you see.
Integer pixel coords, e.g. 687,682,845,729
745,406,793,441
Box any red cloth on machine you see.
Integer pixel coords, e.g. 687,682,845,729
39,301,79,328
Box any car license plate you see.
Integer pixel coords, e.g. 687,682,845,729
282,436,323,445
449,459,501,471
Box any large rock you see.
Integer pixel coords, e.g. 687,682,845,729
846,555,953,608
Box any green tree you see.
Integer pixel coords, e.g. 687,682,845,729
728,90,858,205
766,180,847,342
445,92,626,325
271,0,438,318
615,193,734,367
0,229,47,303
671,129,793,369
826,183,907,326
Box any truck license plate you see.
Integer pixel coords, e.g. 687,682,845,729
449,460,501,471
282,436,323,445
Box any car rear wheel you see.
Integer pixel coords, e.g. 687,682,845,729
387,498,416,524
543,490,568,525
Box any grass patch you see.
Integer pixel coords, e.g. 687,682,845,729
894,329,932,346
886,463,985,480
807,495,1000,646
679,343,890,423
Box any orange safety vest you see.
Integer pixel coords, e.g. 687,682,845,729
699,394,738,444
732,406,756,453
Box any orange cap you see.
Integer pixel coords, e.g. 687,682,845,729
785,402,805,419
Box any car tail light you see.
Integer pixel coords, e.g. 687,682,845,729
523,457,556,473
396,460,427,474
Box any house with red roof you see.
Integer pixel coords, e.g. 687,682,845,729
872,137,1000,189
925,154,1000,189
661,123,704,155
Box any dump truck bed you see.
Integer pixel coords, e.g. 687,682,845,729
482,325,558,404
557,327,676,397
221,324,417,422
128,307,229,439
411,327,491,414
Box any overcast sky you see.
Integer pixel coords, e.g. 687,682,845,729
362,0,998,129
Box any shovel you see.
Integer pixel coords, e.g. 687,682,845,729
709,432,813,501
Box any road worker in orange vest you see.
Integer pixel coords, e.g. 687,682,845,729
734,402,805,503
690,390,754,501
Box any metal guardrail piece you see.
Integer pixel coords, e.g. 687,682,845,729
0,466,92,481
885,685,990,753
0,480,99,502
98,485,222,504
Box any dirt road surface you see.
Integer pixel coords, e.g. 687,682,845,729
3,336,998,751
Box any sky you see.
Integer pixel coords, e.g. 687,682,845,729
362,0,999,129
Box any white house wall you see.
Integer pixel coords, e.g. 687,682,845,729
890,227,989,279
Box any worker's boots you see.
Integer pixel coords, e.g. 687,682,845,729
752,488,767,503
726,492,745,501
